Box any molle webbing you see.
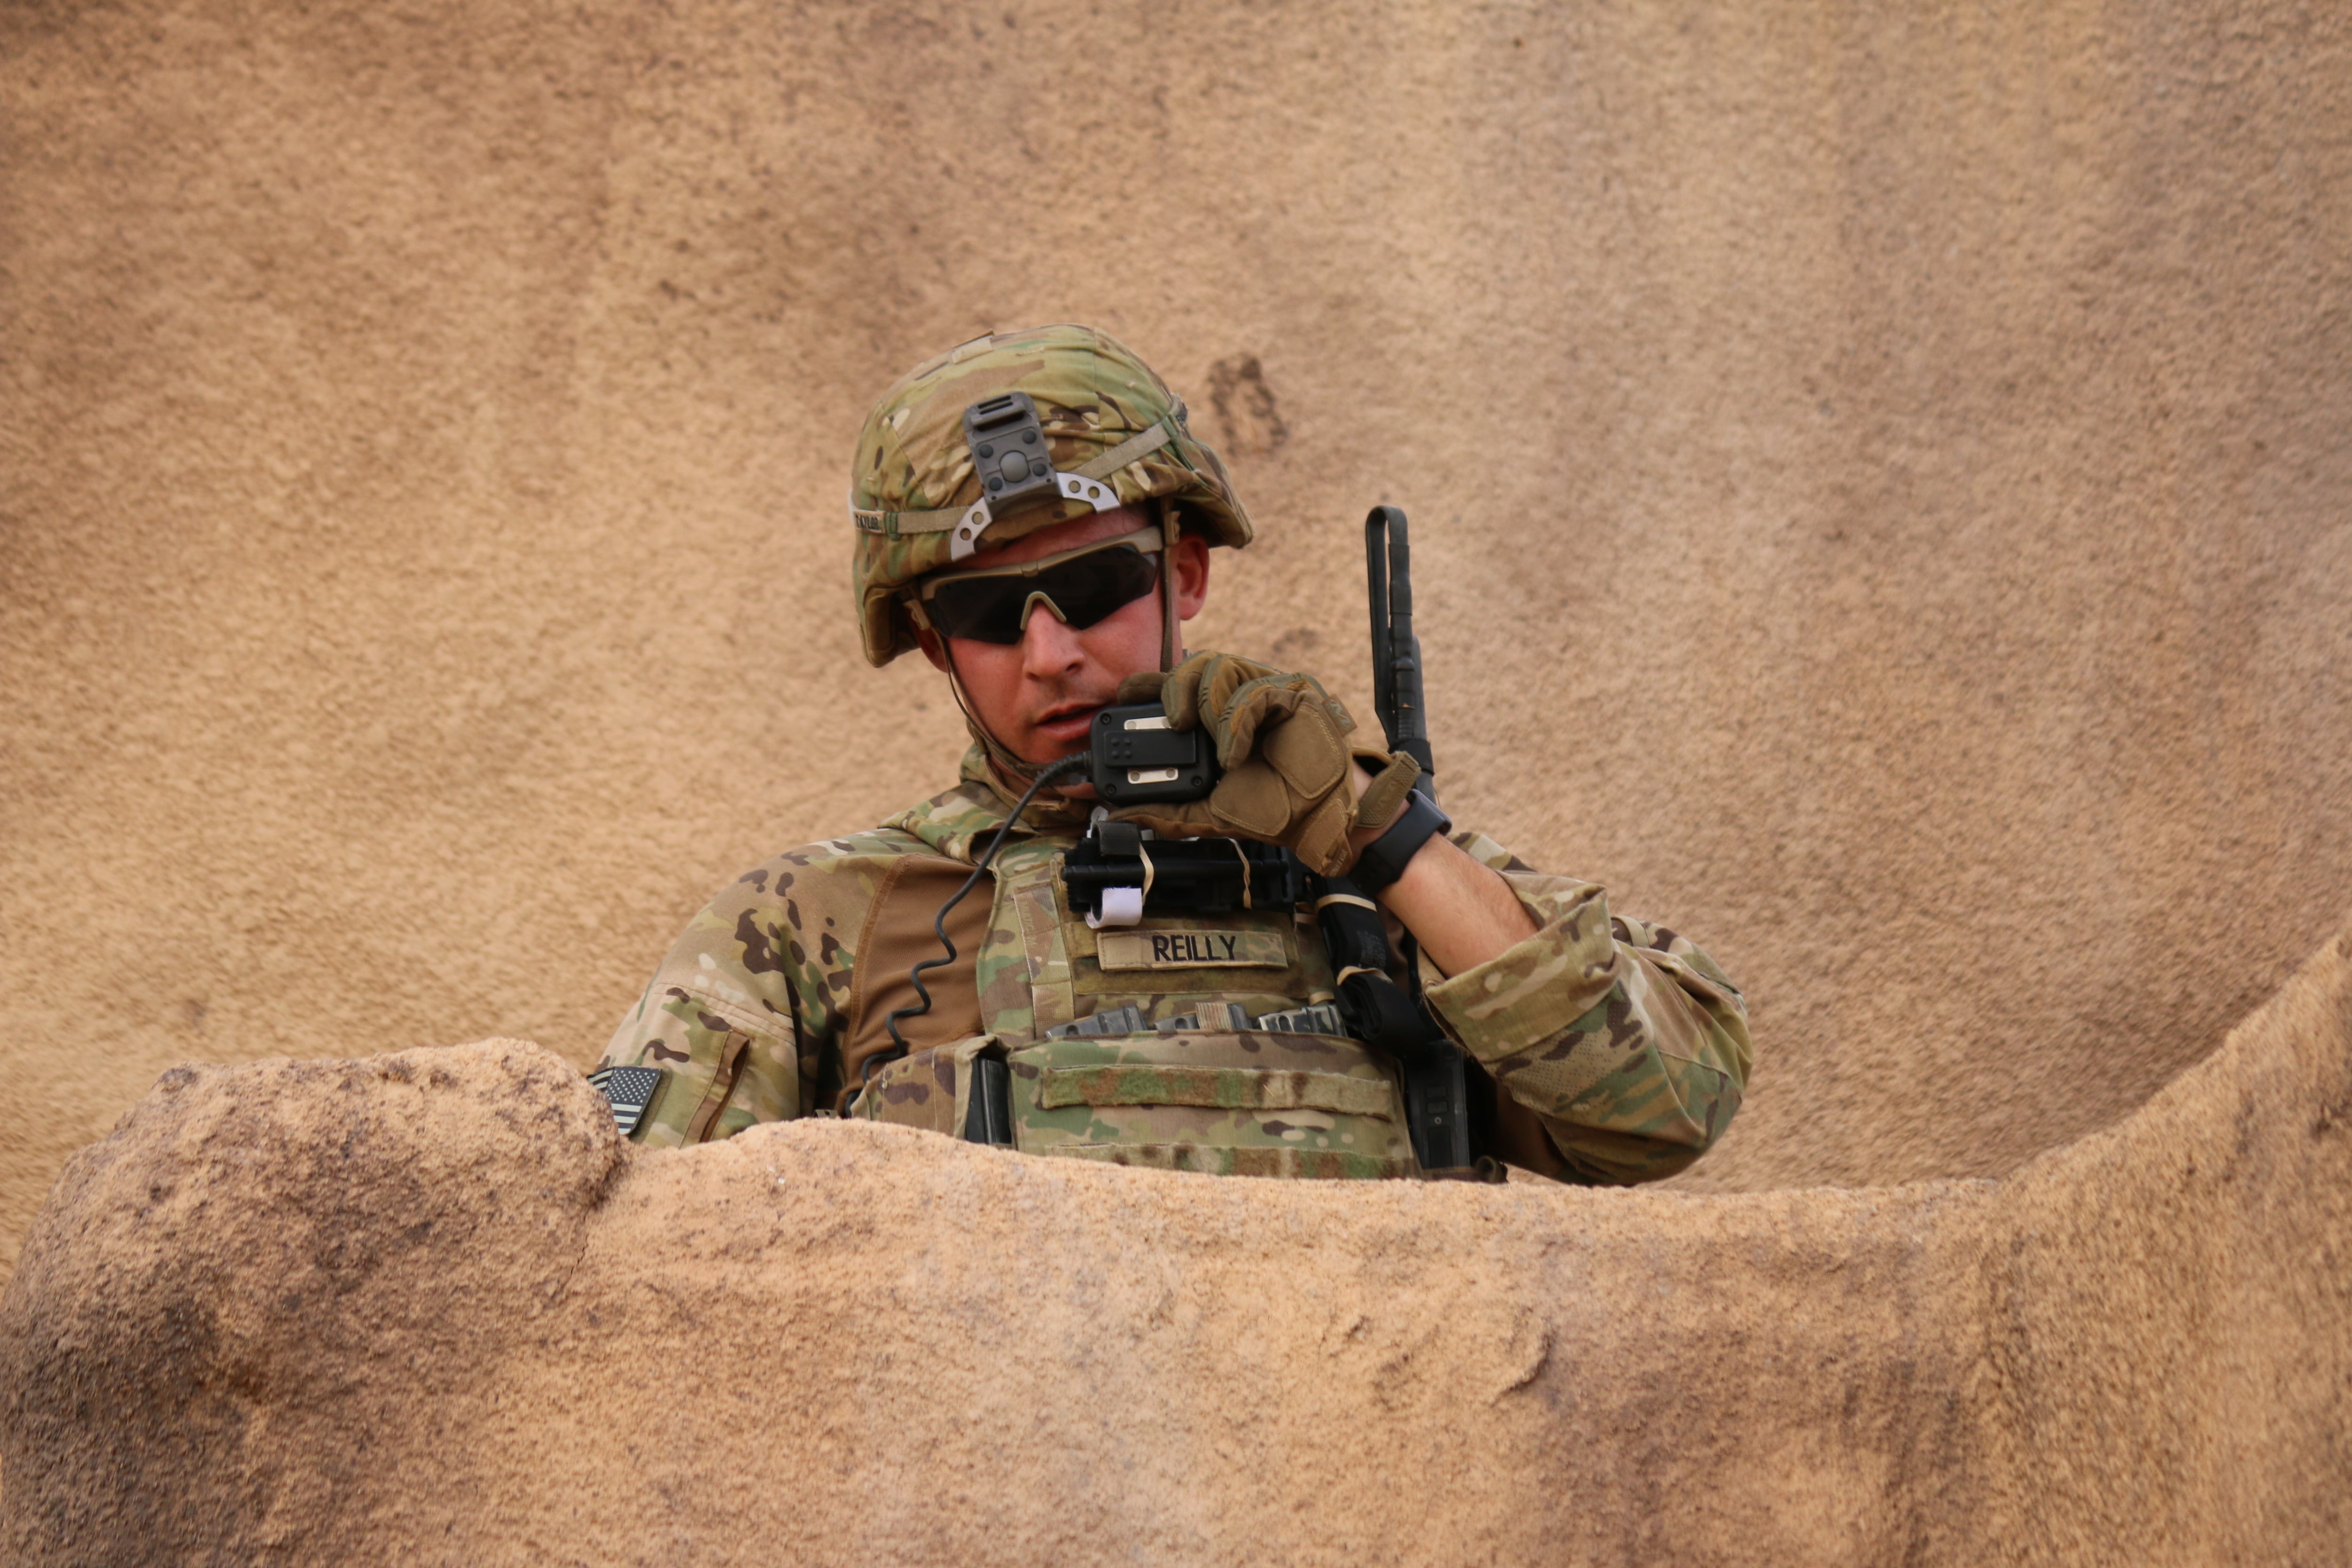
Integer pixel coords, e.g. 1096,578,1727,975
1053,1144,1408,1181
1004,1031,1415,1179
1045,1001,1254,1039
1038,1064,1395,1118
856,1028,1416,1180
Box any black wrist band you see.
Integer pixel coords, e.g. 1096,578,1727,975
1349,788,1452,895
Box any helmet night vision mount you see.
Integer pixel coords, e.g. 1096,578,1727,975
948,391,1126,563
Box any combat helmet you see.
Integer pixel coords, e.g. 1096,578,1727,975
850,325,1253,667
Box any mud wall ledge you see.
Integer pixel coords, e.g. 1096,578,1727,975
5,921,2347,1566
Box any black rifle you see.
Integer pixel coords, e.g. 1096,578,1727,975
1311,506,1487,1177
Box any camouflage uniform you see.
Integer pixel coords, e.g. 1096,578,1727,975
597,748,1750,1184
595,324,1749,1183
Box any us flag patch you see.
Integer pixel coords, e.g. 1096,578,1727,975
588,1065,665,1138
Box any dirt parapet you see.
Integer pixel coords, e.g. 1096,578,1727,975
6,925,2345,1566
8,0,2352,1285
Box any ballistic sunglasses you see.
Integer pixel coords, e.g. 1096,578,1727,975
913,525,1165,645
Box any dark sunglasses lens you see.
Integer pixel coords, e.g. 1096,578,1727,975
1037,546,1160,630
925,581,1026,642
926,546,1160,644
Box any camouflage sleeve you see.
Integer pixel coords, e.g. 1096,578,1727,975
596,856,852,1146
1418,830,1752,1186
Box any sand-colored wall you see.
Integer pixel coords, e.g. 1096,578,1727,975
4,0,2350,1283
6,922,2347,1563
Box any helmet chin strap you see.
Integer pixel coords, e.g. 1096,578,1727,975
943,652,1045,788
1160,497,1181,673
938,642,1090,837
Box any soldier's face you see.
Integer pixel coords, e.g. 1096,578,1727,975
915,506,1210,764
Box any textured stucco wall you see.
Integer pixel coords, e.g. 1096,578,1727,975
5,924,2347,1564
4,0,2350,1283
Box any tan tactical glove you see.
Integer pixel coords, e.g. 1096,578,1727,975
1111,652,1422,876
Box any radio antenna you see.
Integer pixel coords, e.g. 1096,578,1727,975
1364,505,1435,796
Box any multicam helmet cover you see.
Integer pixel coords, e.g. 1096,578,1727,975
849,324,1254,667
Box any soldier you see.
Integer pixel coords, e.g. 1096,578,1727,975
592,324,1749,1183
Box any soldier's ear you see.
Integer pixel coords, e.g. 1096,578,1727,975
1172,533,1211,622
914,625,953,674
